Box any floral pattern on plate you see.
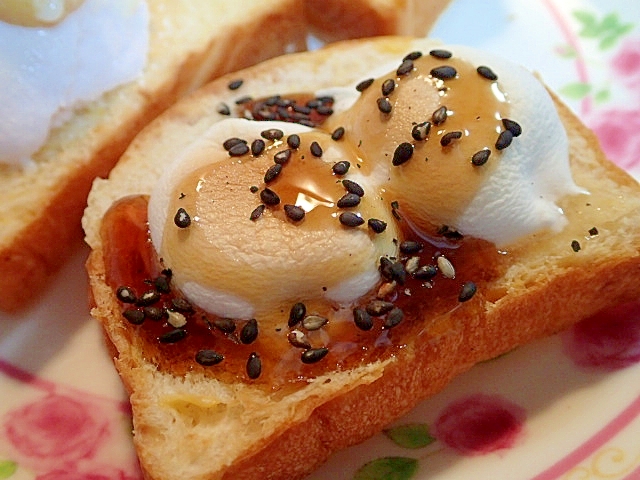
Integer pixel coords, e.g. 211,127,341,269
1,1,639,480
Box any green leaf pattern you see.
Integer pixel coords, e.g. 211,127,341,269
0,461,17,479
353,457,419,480
558,10,634,103
383,424,436,449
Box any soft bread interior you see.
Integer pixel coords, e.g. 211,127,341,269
83,37,640,480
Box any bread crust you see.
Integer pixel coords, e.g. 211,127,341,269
0,0,308,312
304,0,452,42
83,36,640,480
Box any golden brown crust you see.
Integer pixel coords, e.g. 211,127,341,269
82,36,640,480
304,0,452,42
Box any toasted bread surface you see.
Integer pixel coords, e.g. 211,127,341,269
82,37,640,480
304,0,452,42
0,0,309,312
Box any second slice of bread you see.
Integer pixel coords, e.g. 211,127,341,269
0,0,309,312
83,36,640,480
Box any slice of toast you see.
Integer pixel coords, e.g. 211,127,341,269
0,0,309,312
304,0,453,42
82,36,640,480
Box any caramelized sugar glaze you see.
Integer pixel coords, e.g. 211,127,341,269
100,50,518,392
101,196,507,391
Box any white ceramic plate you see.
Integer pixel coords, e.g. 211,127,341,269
1,0,639,479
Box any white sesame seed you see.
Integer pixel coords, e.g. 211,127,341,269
437,255,456,279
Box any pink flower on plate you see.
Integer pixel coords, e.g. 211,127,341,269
433,394,526,456
611,37,640,92
588,107,640,171
36,466,140,480
3,393,109,465
562,301,640,371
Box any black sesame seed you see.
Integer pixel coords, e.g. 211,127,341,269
250,204,265,221
495,130,514,150
143,306,165,321
137,290,161,307
154,275,171,293
413,264,438,281
174,208,191,228
477,65,498,81
310,141,323,157
389,261,407,285
571,240,581,252
403,51,423,61
368,218,387,233
429,49,452,59
246,352,262,379
228,142,250,157
458,281,477,302
292,104,312,115
195,349,224,366
228,79,243,90
301,347,329,364
240,318,259,344
397,59,415,76
331,126,345,141
339,212,365,227
332,160,350,175
399,240,423,254
123,308,145,325
171,297,193,313
260,188,280,206
213,318,236,334
432,106,448,125
337,193,361,208
250,185,259,193
251,139,266,156
234,95,252,105
116,286,137,304
431,65,457,80
316,105,334,116
411,121,431,141
384,307,404,329
366,300,395,317
264,164,283,183
502,118,522,137
471,149,491,166
356,78,375,92
159,328,186,344
288,302,306,327
392,142,414,166
589,227,599,236
342,179,365,197
287,134,301,149
224,138,246,151
440,130,463,147
261,128,284,141
274,149,292,165
379,256,394,279
353,307,374,331
377,97,392,114
216,102,231,115
298,119,316,128
284,204,305,222
381,78,396,96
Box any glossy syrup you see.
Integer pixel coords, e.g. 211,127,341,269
100,196,508,392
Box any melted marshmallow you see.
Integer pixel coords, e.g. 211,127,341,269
0,0,149,167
